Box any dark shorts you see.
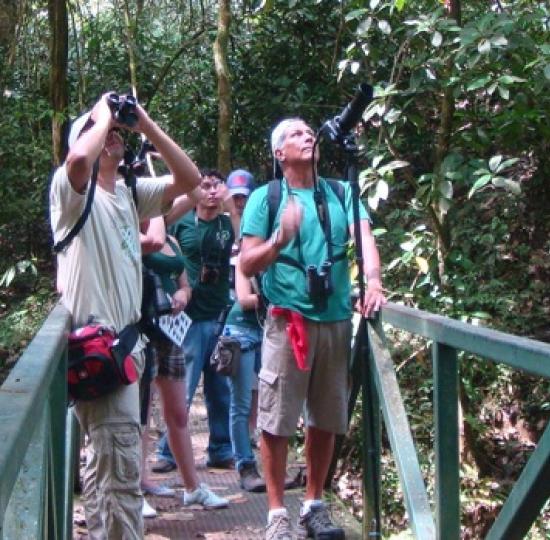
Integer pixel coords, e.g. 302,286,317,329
153,337,186,380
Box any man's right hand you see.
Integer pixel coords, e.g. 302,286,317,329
277,196,302,247
90,92,117,129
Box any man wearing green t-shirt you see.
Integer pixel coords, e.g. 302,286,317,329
240,118,386,540
156,170,235,470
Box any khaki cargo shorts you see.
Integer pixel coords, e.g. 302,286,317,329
75,349,145,540
257,312,352,437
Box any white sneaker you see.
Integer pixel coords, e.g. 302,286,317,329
182,483,229,509
142,498,157,518
141,483,176,497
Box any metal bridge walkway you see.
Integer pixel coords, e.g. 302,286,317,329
73,389,362,540
6,303,550,539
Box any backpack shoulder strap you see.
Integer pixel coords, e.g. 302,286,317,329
266,179,282,239
320,178,349,248
324,178,346,213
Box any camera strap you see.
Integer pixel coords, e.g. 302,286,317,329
194,211,224,267
53,159,99,254
314,185,335,264
121,167,139,208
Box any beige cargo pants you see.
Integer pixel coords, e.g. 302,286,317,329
75,350,145,540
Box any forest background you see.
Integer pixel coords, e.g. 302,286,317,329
0,0,549,537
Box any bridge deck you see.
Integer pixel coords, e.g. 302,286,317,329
74,388,361,539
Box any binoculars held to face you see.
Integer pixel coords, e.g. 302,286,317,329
107,93,138,128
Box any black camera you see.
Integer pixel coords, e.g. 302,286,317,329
142,268,172,317
200,264,220,285
306,261,333,308
119,140,156,178
107,92,138,127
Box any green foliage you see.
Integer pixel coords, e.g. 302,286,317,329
337,0,550,323
0,276,55,382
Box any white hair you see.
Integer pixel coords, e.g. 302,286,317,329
270,117,304,158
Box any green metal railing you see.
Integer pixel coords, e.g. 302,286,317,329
3,299,549,539
0,303,78,540
354,302,550,539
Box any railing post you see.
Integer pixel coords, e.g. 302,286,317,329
64,407,79,539
362,319,381,538
433,342,460,540
48,346,68,540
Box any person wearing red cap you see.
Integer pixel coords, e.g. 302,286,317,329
226,169,255,217
50,92,201,539
240,118,386,540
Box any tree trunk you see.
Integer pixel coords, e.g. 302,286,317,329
48,0,68,166
0,0,21,91
432,0,461,281
68,1,84,108
213,0,232,175
0,0,17,50
121,0,139,94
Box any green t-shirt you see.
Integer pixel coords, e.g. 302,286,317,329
142,238,185,297
225,298,261,329
170,210,234,321
241,178,368,322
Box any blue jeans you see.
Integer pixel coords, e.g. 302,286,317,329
225,324,262,471
157,319,233,464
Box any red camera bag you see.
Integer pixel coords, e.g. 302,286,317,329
67,324,139,401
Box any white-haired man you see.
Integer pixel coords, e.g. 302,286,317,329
50,93,201,539
240,118,386,540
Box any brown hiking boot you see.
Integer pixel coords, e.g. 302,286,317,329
239,462,267,493
297,502,345,539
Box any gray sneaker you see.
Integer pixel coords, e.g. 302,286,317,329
239,462,267,493
266,513,294,540
297,502,345,539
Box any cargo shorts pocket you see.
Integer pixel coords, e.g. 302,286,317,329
258,368,278,413
112,429,140,485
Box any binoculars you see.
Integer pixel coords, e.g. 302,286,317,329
306,261,333,307
143,268,172,317
107,92,138,128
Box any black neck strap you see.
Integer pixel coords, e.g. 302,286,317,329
194,210,223,265
284,179,334,266
314,183,334,263
53,159,99,254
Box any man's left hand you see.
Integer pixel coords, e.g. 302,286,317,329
171,288,189,314
355,285,387,319
128,103,153,135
